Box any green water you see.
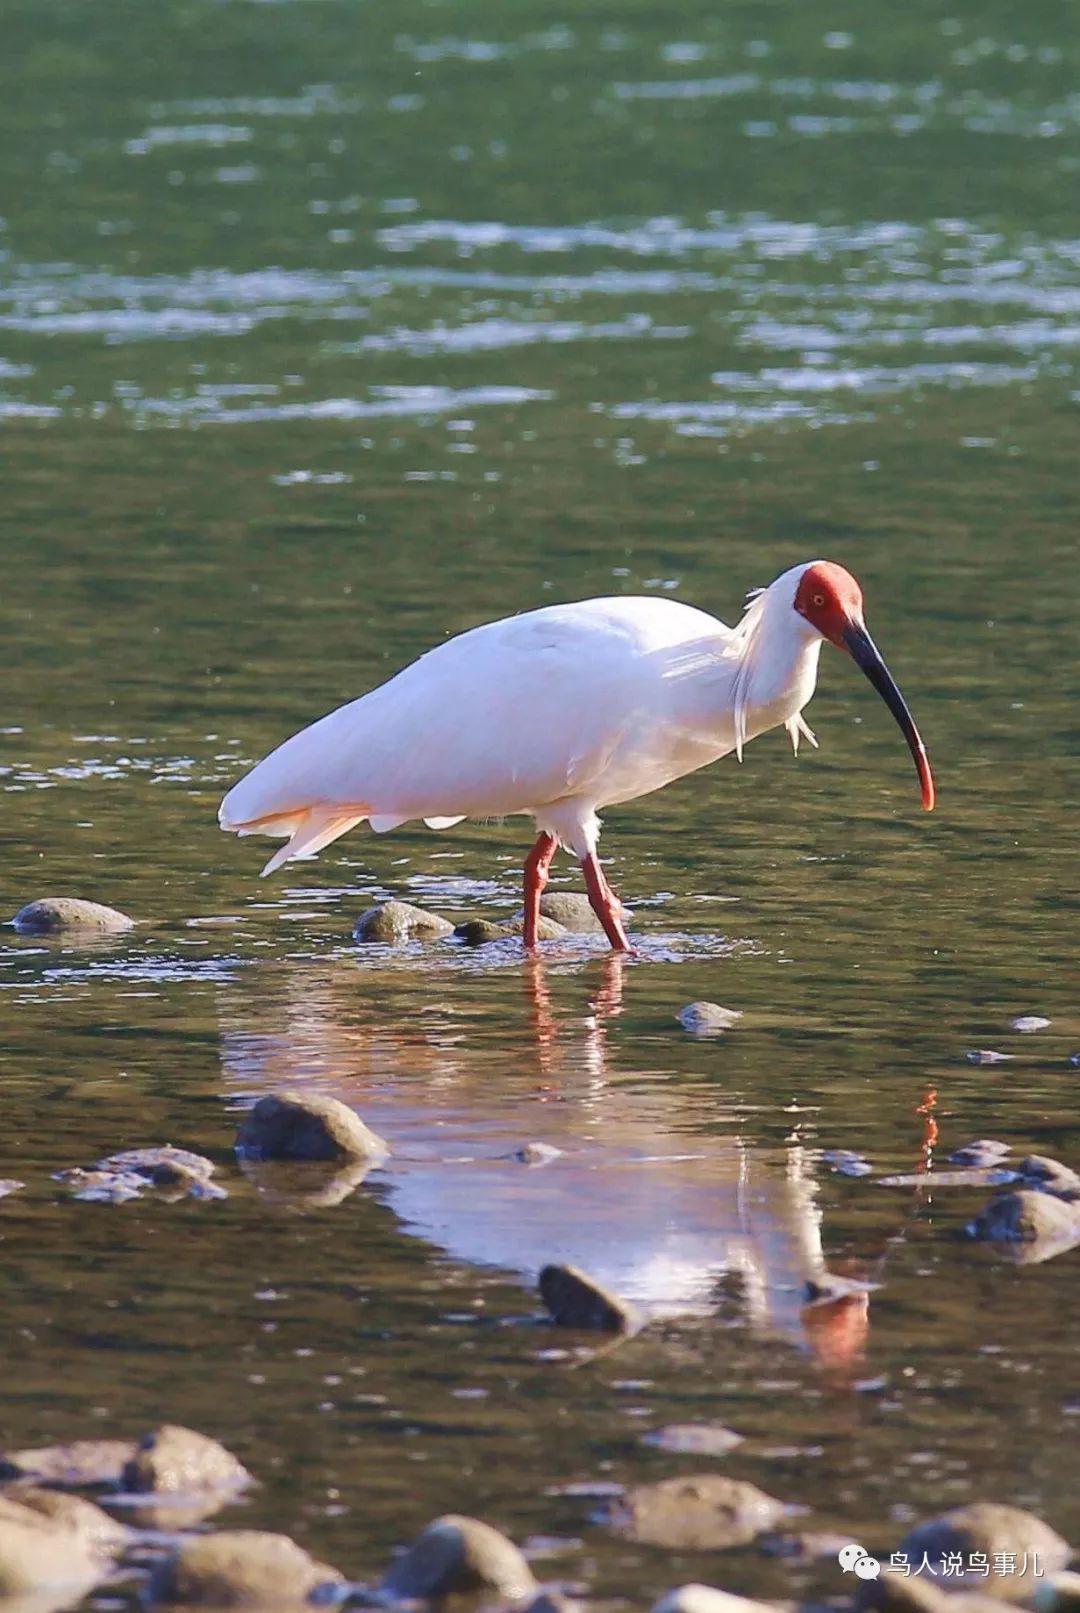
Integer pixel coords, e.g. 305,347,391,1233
1,0,1078,1602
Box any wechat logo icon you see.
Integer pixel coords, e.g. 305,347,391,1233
839,1545,881,1581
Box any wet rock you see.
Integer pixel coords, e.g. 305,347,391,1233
604,1475,785,1550
541,891,620,934
5,1489,131,1561
898,1503,1071,1600
353,901,453,944
539,1263,641,1335
455,915,566,945
0,1439,134,1489
236,1091,389,1164
1016,1156,1080,1200
381,1514,538,1603
523,1594,583,1613
823,1149,873,1177
651,1588,776,1613
122,1424,251,1497
148,1529,343,1606
0,1180,25,1199
677,1002,742,1036
0,1498,103,1595
1012,1015,1050,1033
641,1424,743,1457
12,897,135,936
100,1145,217,1181
967,1190,1080,1257
511,1142,564,1167
950,1140,1011,1167
965,1051,1013,1066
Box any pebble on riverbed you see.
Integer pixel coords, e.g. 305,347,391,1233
602,1475,785,1550
236,1091,389,1165
539,1263,642,1335
148,1529,344,1607
55,1145,226,1205
381,1514,538,1603
122,1424,252,1499
1015,1155,1080,1200
641,1424,743,1457
0,1180,25,1199
353,900,454,944
540,891,624,934
1011,1015,1051,1033
677,1002,742,1036
949,1140,1011,1167
11,897,135,936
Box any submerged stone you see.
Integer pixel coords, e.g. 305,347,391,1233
539,1263,641,1335
823,1149,873,1177
965,1051,1013,1065
950,1140,1011,1167
236,1091,389,1164
12,897,135,936
381,1513,537,1603
898,1504,1070,1600
511,1142,564,1166
100,1145,216,1180
0,1439,134,1489
6,1488,131,1562
1011,1015,1050,1033
677,1002,742,1035
0,1180,25,1199
353,900,453,944
148,1529,343,1606
122,1424,251,1497
455,915,566,945
641,1424,743,1457
539,891,620,934
604,1474,785,1550
1016,1155,1080,1200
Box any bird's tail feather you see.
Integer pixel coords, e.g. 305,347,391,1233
257,807,368,876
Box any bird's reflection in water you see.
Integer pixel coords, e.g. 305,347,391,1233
216,952,868,1372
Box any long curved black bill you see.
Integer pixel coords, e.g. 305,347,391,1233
842,622,936,811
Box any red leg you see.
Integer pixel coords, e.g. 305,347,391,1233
523,831,558,949
581,852,633,952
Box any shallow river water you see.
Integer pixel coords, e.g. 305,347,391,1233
0,0,1078,1605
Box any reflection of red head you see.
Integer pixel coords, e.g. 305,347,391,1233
801,1291,870,1373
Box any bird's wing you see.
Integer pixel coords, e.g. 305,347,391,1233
221,596,733,869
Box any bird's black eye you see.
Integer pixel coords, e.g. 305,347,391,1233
813,593,825,607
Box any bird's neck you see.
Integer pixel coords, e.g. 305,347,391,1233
730,593,824,745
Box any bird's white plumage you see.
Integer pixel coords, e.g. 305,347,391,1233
220,563,826,872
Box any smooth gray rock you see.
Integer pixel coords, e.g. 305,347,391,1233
353,901,453,944
0,1439,134,1489
0,1180,25,1199
1012,1015,1050,1033
651,1588,776,1613
539,1263,641,1335
122,1424,251,1497
966,1051,1013,1065
898,1504,1071,1601
823,1149,873,1177
147,1530,343,1606
511,1142,564,1167
456,915,566,945
236,1091,389,1164
677,1002,742,1036
382,1514,537,1602
12,898,134,936
967,1190,1080,1259
54,1168,144,1204
605,1475,785,1549
100,1145,216,1181
641,1424,743,1457
540,891,618,934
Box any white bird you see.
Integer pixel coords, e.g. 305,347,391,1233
219,559,935,952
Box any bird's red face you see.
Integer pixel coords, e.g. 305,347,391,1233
794,560,936,812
